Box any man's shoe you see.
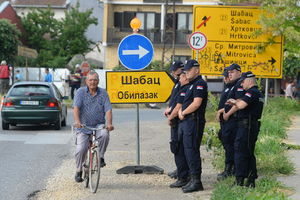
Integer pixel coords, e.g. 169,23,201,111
182,175,204,193
235,177,244,186
245,178,255,188
217,164,234,181
75,171,84,183
100,158,106,168
168,169,177,179
169,178,189,188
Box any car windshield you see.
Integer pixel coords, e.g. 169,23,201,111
10,85,51,96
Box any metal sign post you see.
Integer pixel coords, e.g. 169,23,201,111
115,18,164,174
136,103,140,165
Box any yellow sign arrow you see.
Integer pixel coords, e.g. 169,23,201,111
106,71,175,103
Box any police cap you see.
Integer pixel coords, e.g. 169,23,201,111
227,63,241,72
222,67,229,77
183,59,200,71
240,71,255,81
170,60,184,71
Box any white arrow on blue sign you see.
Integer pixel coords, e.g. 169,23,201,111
118,34,154,70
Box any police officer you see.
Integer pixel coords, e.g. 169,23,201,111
217,63,245,180
168,72,190,188
164,60,184,179
177,59,208,193
224,71,264,187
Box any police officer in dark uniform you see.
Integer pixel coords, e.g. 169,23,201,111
217,63,245,180
164,60,184,179
167,72,190,188
216,67,231,179
177,59,208,193
224,71,264,187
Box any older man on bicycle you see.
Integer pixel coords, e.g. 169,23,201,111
73,70,114,183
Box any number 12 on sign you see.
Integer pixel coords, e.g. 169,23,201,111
188,32,207,51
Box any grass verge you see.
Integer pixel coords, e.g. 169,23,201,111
204,97,300,199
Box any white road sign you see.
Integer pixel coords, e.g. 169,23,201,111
188,32,208,50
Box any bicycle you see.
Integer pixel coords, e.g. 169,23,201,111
79,124,106,193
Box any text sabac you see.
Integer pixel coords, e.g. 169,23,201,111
121,76,160,85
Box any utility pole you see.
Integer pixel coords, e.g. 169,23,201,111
161,0,176,70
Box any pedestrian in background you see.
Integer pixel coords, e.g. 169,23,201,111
44,68,53,82
0,60,10,95
285,80,296,99
223,71,264,188
177,59,208,193
15,70,23,82
69,65,82,100
163,60,184,179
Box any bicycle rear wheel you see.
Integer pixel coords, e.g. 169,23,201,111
83,150,90,188
89,148,101,193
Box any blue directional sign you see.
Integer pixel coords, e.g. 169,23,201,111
118,34,154,70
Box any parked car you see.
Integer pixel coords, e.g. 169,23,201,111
1,81,67,130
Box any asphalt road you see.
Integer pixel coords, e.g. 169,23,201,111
0,107,166,200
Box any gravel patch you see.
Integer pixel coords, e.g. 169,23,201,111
35,120,217,200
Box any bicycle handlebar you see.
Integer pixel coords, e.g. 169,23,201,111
74,124,106,131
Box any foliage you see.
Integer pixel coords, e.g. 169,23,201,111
211,177,288,200
209,97,300,199
21,4,97,68
0,19,21,63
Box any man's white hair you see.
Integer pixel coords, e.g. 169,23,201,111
1,60,7,65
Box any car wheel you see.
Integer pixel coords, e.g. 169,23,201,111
54,117,61,130
61,111,67,127
2,121,9,130
61,117,66,127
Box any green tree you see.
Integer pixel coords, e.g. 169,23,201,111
22,4,97,68
0,19,21,63
58,4,98,58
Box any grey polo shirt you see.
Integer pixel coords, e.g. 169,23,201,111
74,86,112,134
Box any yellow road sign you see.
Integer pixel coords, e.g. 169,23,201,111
106,71,174,103
193,6,283,78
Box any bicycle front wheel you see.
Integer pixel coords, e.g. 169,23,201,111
89,148,101,193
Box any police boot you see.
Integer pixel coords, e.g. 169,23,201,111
169,178,189,188
245,178,255,188
168,169,177,179
182,174,204,193
235,176,244,186
217,164,233,181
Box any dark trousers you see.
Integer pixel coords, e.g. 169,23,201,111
71,85,80,99
221,120,238,166
176,117,205,178
234,120,259,179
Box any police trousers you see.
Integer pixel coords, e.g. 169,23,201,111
234,119,260,179
75,128,109,172
221,119,238,166
170,119,180,155
175,116,205,179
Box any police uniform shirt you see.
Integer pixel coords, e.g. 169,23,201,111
218,82,234,110
176,85,189,105
225,78,245,113
182,75,208,120
238,86,264,119
169,80,181,109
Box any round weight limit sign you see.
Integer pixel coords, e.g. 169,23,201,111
188,32,207,50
